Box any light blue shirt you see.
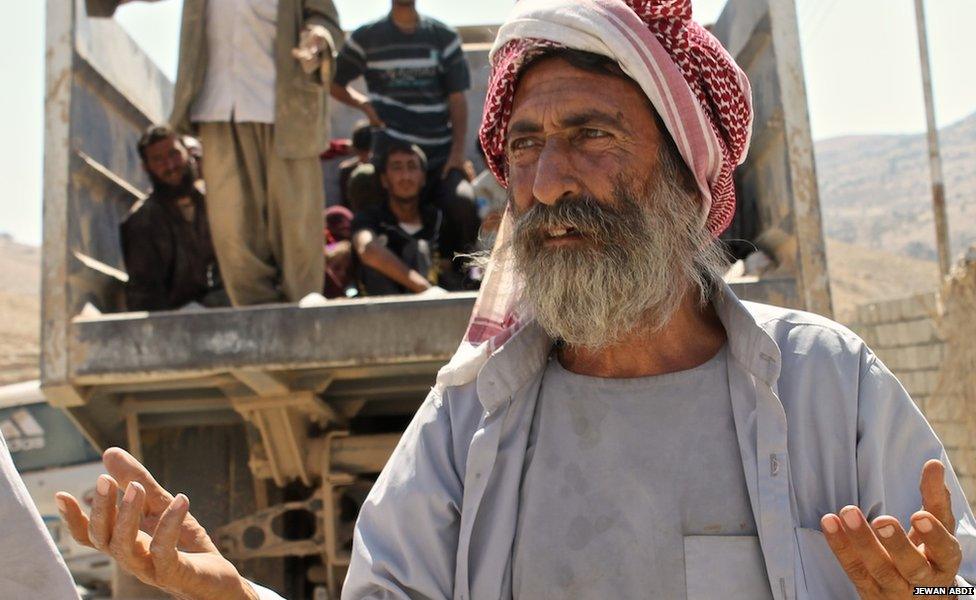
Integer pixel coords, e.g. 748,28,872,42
341,281,976,599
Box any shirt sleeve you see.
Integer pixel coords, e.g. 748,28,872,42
438,29,470,94
121,211,169,312
246,580,288,600
856,352,976,584
0,432,79,599
342,388,462,599
334,29,367,87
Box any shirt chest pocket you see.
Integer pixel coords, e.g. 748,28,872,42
794,528,859,599
684,535,774,600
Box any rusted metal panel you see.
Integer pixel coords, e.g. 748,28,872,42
41,0,75,394
713,0,833,316
69,293,477,380
42,0,173,396
767,0,833,317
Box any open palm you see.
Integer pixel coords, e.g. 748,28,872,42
56,447,257,600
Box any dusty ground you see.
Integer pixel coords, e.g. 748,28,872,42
826,238,939,322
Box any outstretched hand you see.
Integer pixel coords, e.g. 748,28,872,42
821,459,963,599
55,448,257,600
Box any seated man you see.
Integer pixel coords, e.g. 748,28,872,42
331,0,481,257
121,125,228,311
352,143,452,295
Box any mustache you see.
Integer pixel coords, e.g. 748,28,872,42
512,194,636,242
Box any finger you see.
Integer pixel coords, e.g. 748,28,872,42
110,482,151,570
88,474,119,551
871,516,935,584
150,494,190,580
55,492,94,548
103,448,173,514
920,460,955,532
911,511,963,576
837,506,907,592
821,513,883,596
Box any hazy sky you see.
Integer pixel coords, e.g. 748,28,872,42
2,0,975,245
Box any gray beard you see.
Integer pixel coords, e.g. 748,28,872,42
511,171,715,350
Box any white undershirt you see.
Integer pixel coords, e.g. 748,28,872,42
191,0,278,124
512,345,771,599
398,222,423,236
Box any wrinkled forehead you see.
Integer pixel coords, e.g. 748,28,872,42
508,55,662,136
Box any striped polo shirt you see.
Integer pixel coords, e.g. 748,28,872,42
334,14,471,168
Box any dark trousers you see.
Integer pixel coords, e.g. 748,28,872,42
424,168,480,259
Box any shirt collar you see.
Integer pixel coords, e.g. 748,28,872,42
476,280,782,413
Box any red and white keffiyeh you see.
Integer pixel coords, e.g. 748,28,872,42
437,0,753,390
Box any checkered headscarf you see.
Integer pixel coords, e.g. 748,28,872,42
437,0,753,389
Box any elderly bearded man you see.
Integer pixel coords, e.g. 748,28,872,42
55,0,976,599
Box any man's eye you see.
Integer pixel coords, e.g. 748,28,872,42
509,138,539,151
580,128,610,139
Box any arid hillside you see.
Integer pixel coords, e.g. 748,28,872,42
816,111,976,262
0,234,40,385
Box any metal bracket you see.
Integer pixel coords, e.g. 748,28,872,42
225,370,337,486
215,495,326,560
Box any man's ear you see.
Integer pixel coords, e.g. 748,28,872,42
379,173,391,191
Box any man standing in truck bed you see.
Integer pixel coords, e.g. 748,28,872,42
88,0,343,306
331,0,481,268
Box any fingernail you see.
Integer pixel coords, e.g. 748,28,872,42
55,496,67,513
123,483,137,503
96,475,111,496
173,494,188,510
842,508,861,529
916,517,933,533
876,524,895,538
822,517,838,534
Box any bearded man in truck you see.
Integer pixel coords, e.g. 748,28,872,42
57,1,976,598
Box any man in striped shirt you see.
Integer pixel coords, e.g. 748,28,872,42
331,0,480,277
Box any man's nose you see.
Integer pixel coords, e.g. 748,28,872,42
532,139,581,206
